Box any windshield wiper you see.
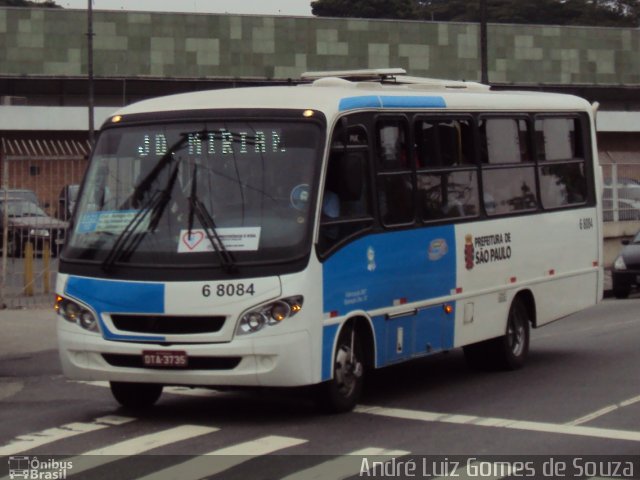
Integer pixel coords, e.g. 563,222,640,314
187,164,237,273
102,164,180,272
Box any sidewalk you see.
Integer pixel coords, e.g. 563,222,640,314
0,307,57,356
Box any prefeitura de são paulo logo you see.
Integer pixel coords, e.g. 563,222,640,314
464,234,475,270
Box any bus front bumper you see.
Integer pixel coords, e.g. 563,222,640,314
57,319,314,388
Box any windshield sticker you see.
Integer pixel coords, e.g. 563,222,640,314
178,227,261,253
76,210,150,234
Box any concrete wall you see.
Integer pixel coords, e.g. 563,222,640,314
0,7,639,84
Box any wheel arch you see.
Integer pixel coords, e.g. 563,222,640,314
514,288,537,328
331,313,376,376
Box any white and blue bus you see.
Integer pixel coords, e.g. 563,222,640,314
56,69,602,412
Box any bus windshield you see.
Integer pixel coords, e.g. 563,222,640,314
65,120,323,268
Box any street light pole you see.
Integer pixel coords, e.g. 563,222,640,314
87,0,95,147
480,0,488,84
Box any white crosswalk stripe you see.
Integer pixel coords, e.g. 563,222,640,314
0,415,135,456
280,447,411,480
136,435,308,480
66,425,219,477
355,405,640,442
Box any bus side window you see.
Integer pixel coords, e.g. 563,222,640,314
536,117,587,207
322,152,369,219
416,118,479,222
376,118,413,226
319,124,373,256
480,117,537,215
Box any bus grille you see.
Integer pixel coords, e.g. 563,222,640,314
110,314,226,335
102,354,241,370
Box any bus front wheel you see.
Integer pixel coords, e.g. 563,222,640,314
110,381,163,409
320,326,364,413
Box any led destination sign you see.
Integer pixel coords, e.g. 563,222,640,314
136,130,287,158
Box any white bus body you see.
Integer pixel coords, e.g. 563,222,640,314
56,70,602,411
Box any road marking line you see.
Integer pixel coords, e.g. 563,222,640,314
66,425,218,476
355,405,640,442
0,416,136,456
136,435,307,480
281,447,410,480
568,394,640,426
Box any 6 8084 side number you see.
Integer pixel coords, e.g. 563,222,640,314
202,283,255,297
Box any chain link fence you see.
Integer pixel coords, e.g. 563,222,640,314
0,136,89,308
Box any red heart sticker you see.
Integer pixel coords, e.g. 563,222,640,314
182,231,204,250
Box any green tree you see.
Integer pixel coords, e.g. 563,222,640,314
0,0,60,7
313,0,639,26
311,0,417,19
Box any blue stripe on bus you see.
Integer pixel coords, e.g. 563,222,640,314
321,225,456,369
339,95,446,111
65,276,166,342
338,96,382,111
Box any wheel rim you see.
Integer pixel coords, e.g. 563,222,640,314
334,344,363,398
507,306,526,357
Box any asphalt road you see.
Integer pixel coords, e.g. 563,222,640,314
0,298,638,479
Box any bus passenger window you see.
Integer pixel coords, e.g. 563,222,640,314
376,119,414,225
377,120,409,170
481,117,537,215
536,117,587,207
418,171,480,221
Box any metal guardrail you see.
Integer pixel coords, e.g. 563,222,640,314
602,163,640,223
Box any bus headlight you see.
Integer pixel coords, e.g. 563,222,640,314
236,296,303,335
55,295,100,333
613,255,627,271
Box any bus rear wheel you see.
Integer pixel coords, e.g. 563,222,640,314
320,326,364,413
110,382,163,409
464,297,530,371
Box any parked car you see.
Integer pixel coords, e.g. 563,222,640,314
0,198,68,257
57,184,80,221
0,188,40,205
611,229,640,298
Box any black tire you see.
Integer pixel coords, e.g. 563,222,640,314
613,286,630,299
612,278,630,299
110,382,163,409
464,297,530,371
319,325,365,413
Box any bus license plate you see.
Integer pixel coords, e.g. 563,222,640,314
142,350,188,368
